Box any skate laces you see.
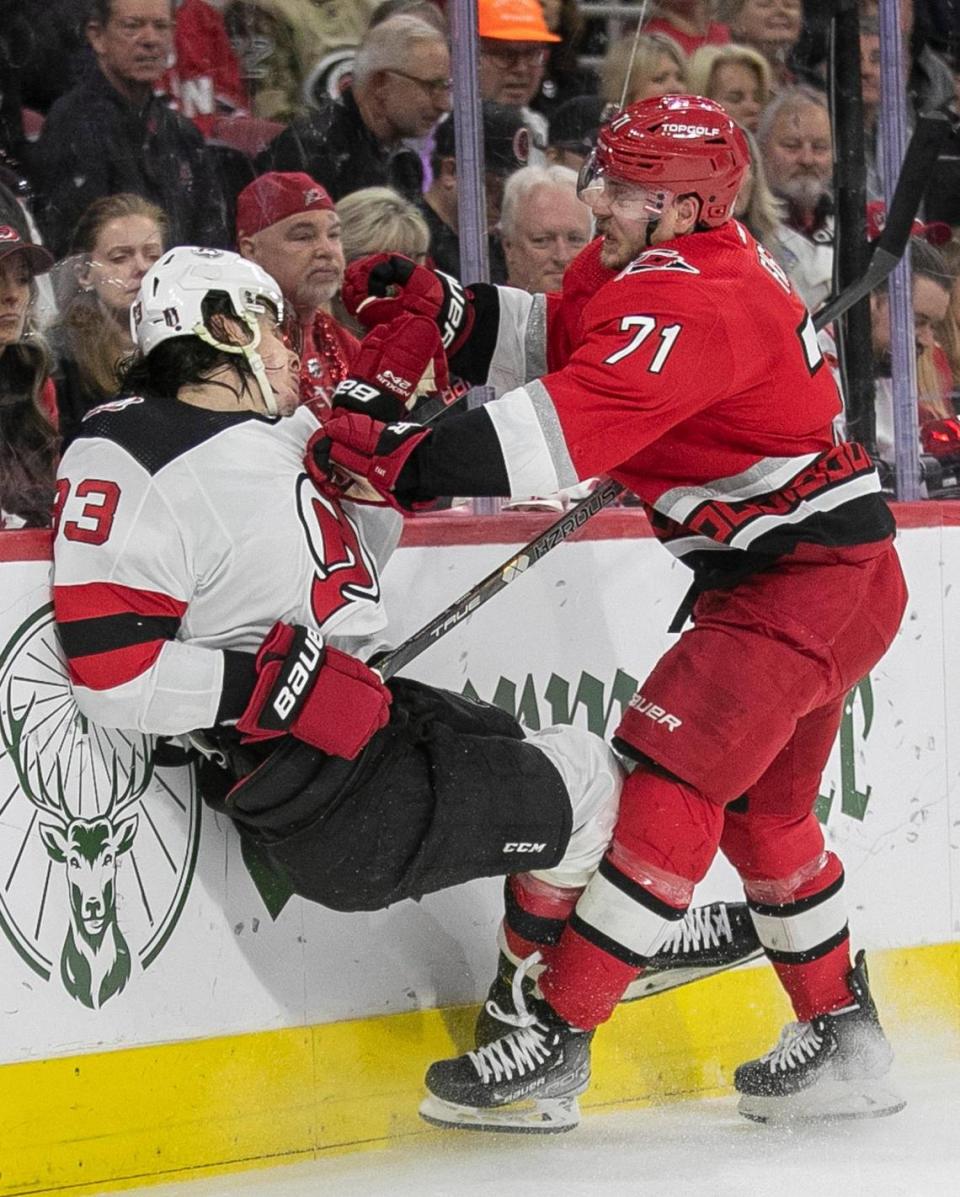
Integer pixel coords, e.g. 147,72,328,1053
466,1020,554,1085
762,1021,823,1073
659,902,733,954
484,950,542,1029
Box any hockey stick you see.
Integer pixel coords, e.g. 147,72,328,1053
373,226,928,683
813,108,953,329
372,477,624,679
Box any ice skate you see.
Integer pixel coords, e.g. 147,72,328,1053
476,900,762,1046
624,900,763,1000
735,951,906,1123
421,954,592,1133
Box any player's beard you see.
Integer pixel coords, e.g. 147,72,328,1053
597,215,649,270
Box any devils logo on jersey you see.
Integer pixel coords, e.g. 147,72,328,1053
296,476,380,626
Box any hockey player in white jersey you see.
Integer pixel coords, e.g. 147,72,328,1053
52,246,761,1113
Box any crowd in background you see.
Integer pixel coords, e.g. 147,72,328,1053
0,0,958,528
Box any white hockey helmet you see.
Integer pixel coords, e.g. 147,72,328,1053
130,247,286,415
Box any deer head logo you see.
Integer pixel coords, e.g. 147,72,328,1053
0,690,153,1008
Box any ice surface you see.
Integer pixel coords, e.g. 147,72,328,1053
123,1054,958,1197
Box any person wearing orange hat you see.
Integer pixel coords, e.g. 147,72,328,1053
477,0,560,163
236,171,359,415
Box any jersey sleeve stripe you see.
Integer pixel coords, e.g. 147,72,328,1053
64,639,168,692
54,581,189,622
57,611,182,661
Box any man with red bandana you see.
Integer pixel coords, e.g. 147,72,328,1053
236,172,358,415
309,95,908,1132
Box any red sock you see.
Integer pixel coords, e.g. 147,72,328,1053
538,922,644,1031
771,935,854,1021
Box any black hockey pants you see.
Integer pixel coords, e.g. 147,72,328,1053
200,678,572,911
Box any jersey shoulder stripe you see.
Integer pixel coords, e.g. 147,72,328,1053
77,395,273,476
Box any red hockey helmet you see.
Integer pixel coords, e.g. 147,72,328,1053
578,95,749,228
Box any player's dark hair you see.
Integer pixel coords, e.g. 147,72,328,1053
0,343,58,527
118,293,257,402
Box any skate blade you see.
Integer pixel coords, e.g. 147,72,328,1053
624,947,765,1000
737,1078,906,1124
418,1092,580,1134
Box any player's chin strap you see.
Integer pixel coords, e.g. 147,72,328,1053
193,310,278,417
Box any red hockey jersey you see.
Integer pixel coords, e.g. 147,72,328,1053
478,220,893,575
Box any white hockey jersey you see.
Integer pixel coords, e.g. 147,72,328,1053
53,397,400,735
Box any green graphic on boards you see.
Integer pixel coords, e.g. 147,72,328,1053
0,605,201,1007
466,669,875,825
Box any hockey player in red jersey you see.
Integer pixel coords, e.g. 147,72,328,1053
51,245,758,1040
309,95,909,1130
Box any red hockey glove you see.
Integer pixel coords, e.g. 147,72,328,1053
305,411,431,510
921,417,960,460
342,253,475,353
332,314,450,422
235,622,391,759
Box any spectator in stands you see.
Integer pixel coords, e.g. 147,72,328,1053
687,43,773,132
257,15,449,203
533,0,599,119
719,0,803,90
418,103,529,284
646,0,732,57
162,0,248,137
0,6,32,174
600,33,688,110
867,238,955,474
757,85,834,311
338,187,430,267
858,6,956,210
477,0,560,162
0,175,57,331
224,0,380,123
500,164,592,294
545,95,605,170
236,172,358,415
938,234,960,393
333,186,430,334
31,0,228,257
0,226,57,529
735,127,787,254
50,194,167,447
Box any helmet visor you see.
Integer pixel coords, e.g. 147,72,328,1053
576,151,673,222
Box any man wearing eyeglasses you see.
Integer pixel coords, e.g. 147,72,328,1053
476,0,559,166
258,14,451,204
32,0,229,257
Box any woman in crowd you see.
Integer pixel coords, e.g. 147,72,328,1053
719,0,802,90
646,0,732,57
333,187,430,335
51,194,167,447
600,33,687,109
0,226,57,529
734,126,787,253
687,42,772,131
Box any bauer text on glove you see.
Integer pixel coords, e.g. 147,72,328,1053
235,622,391,759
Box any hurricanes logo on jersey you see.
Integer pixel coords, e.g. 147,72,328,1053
620,249,700,278
296,476,380,626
